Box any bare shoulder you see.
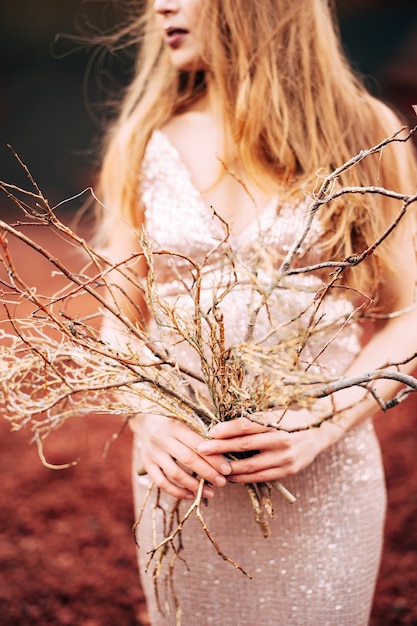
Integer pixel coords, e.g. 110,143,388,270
365,100,417,307
372,99,404,132
371,99,416,180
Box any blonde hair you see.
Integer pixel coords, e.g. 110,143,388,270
98,0,417,298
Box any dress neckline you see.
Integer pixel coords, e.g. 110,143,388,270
153,129,278,243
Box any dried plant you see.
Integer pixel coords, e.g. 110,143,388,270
1,125,417,617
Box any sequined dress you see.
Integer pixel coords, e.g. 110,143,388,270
132,131,386,626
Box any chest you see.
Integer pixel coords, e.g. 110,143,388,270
141,131,319,265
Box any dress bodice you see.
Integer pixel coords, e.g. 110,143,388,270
141,130,361,379
142,131,319,287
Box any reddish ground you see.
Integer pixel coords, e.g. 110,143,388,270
0,212,417,625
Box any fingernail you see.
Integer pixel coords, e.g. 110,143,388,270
214,475,226,487
220,462,231,474
203,487,215,498
198,442,210,453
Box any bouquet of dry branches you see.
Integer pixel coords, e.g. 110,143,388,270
1,127,417,601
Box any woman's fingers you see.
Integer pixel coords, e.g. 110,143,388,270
144,459,196,500
208,417,269,439
162,429,231,487
198,425,289,457
226,450,296,483
197,413,337,483
227,465,293,483
145,454,216,500
137,414,231,499
174,427,232,478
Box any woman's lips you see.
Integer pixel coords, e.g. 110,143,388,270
165,28,189,49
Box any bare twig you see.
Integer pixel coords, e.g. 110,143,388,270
1,128,417,608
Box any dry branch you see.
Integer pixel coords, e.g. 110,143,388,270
1,125,417,609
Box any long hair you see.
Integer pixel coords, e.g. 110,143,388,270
97,0,417,299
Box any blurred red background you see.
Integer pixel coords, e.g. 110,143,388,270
1,1,417,624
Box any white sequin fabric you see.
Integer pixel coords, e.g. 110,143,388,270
132,130,386,626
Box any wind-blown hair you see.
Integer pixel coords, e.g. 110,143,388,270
97,0,417,298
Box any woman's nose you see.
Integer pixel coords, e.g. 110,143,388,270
153,0,179,15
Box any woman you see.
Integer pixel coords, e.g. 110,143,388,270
97,1,417,624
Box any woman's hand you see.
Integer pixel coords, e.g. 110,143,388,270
197,410,343,483
130,414,232,500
